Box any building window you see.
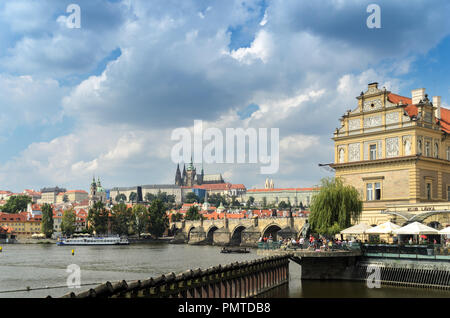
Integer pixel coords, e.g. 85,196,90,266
447,147,450,161
366,182,381,201
369,144,377,160
427,183,432,200
418,139,422,155
366,183,373,201
434,142,439,158
425,141,431,157
447,186,450,201
374,183,381,200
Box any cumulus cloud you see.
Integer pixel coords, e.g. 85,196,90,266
1,0,450,191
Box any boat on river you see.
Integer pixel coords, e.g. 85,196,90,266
220,247,250,254
56,236,129,246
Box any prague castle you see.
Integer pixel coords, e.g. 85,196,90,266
331,82,450,228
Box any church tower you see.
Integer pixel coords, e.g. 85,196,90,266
185,158,196,187
175,163,182,186
89,176,97,207
182,164,186,185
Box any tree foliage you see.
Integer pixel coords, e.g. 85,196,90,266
147,199,169,238
41,203,54,238
115,193,127,202
207,193,227,207
129,192,137,203
1,195,32,214
171,212,183,222
88,201,109,235
61,208,76,236
309,177,362,236
111,203,132,236
185,205,203,221
132,204,149,238
246,196,255,209
184,192,200,203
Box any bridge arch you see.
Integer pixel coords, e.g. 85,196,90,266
262,223,282,241
230,225,246,246
187,226,196,241
206,225,219,244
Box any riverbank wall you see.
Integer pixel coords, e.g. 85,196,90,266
58,255,290,298
257,250,450,290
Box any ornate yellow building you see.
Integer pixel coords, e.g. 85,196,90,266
330,82,450,228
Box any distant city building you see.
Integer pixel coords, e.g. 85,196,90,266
110,164,239,204
89,177,107,207
55,190,88,204
39,187,67,204
242,187,319,207
175,159,224,187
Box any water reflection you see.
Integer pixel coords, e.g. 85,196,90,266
0,243,449,298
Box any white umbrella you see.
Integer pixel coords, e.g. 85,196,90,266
366,221,401,234
340,223,371,234
438,227,450,235
393,222,438,235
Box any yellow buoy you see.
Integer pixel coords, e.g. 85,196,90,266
0,246,2,252
71,249,74,256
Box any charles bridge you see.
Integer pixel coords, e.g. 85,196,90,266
170,215,307,246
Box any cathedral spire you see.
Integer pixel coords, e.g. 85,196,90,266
175,163,182,185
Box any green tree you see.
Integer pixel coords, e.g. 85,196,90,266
309,177,362,236
132,204,149,238
171,212,183,222
62,194,69,203
145,192,156,202
184,192,200,203
61,208,76,236
41,203,54,238
115,193,127,202
185,205,203,221
262,197,267,208
246,196,255,209
129,192,137,203
1,195,32,214
147,199,169,238
278,201,288,209
111,203,132,236
88,202,109,235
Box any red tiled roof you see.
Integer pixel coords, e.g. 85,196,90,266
387,93,412,105
66,190,88,194
190,183,246,191
390,92,450,134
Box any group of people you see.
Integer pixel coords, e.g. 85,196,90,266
258,234,358,251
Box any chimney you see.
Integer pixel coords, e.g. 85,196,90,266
368,82,378,89
433,96,441,120
411,88,426,104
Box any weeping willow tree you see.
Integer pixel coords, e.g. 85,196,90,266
309,177,362,236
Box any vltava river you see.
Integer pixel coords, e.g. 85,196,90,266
0,243,449,298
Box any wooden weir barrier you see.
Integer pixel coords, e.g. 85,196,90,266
58,255,290,298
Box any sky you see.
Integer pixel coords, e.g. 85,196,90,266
0,0,450,192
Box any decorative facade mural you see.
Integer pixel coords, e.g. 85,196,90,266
348,119,360,131
385,112,399,125
363,99,382,112
338,147,345,163
348,143,360,162
364,115,382,128
386,137,399,157
403,136,412,156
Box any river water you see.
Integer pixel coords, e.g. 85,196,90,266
0,243,449,298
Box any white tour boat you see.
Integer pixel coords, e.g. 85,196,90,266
56,236,129,246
